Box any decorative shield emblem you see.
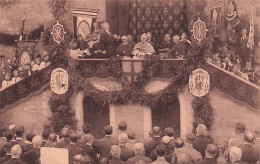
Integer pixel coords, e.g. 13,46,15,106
191,18,208,42
51,21,66,44
189,68,210,97
50,68,68,94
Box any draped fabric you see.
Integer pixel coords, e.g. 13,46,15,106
129,0,188,46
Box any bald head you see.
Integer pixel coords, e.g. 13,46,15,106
134,143,144,154
244,132,254,143
11,144,22,158
196,124,207,136
111,145,121,158
119,133,128,144
102,22,110,30
48,133,57,142
32,135,42,148
205,144,218,158
230,146,242,162
162,136,170,145
152,126,161,137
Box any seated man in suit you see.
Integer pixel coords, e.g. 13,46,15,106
116,36,134,57
127,34,137,49
90,34,107,58
169,35,186,59
92,21,100,34
160,33,173,49
132,33,155,58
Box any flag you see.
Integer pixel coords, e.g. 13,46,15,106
72,8,99,40
19,12,26,41
247,6,254,49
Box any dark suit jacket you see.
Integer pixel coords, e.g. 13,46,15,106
160,41,173,49
22,148,40,164
3,158,26,164
81,144,98,163
109,157,126,164
67,143,85,164
100,30,116,57
193,136,213,158
227,160,249,164
55,138,70,148
21,70,32,79
197,157,218,164
0,154,11,163
97,136,118,158
150,143,173,162
11,138,31,153
116,43,134,57
119,145,135,161
0,137,7,158
127,154,152,164
144,137,161,157
238,144,259,164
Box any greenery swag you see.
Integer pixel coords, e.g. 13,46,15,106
43,0,214,134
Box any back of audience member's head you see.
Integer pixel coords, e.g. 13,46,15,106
230,146,242,163
11,144,22,158
26,132,35,142
111,145,121,158
128,131,135,140
4,130,13,141
42,129,50,140
152,126,161,137
61,127,70,138
162,136,170,145
156,145,165,157
205,144,218,158
69,132,79,143
134,143,144,154
175,138,184,148
195,124,207,136
164,127,174,137
119,133,128,144
103,125,113,135
176,153,193,164
73,154,92,164
235,122,245,134
185,133,196,144
255,127,260,138
32,135,42,148
48,133,57,142
8,124,16,132
244,131,254,144
82,123,92,134
15,126,24,137
118,121,127,131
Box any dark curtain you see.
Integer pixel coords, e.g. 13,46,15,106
106,0,130,36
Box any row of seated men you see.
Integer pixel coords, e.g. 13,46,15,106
0,122,259,164
71,22,191,59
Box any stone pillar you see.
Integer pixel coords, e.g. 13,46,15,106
178,92,187,139
70,91,84,131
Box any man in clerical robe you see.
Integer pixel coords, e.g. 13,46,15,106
169,35,186,58
159,33,173,49
132,33,155,57
116,36,133,57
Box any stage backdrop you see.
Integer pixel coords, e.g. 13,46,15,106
106,0,188,46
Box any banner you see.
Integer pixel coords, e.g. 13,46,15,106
73,8,99,40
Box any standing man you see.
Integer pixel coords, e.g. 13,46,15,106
238,28,251,67
100,22,118,57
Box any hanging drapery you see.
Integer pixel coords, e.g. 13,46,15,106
129,0,188,46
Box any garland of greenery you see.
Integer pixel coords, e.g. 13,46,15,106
43,0,214,133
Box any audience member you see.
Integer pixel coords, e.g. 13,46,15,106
109,145,126,164
6,59,13,73
0,63,6,87
112,121,128,139
118,133,134,161
32,55,41,72
0,142,12,163
41,129,50,147
22,135,42,164
144,126,161,157
56,127,70,148
21,63,32,79
39,51,50,70
174,138,184,149
193,124,213,158
174,153,193,164
80,134,98,163
249,65,260,85
3,144,25,164
97,125,118,160
238,132,259,163
1,72,12,90
197,144,218,164
228,146,246,164
44,132,57,148
253,127,260,161
0,127,7,158
229,122,246,147
171,133,202,163
11,70,22,84
242,61,253,75
127,143,152,164
164,127,175,149
67,132,85,164
151,145,169,164
125,131,135,151
73,154,93,164
11,126,30,153
238,27,250,67
24,132,35,150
